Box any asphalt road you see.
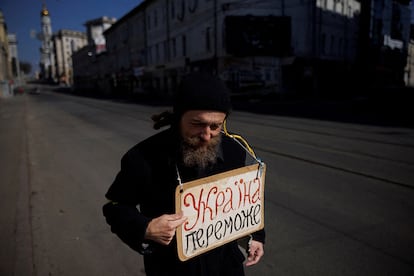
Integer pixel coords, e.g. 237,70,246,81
1,84,414,276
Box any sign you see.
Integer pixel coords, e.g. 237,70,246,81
175,163,266,261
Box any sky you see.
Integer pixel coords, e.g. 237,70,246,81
1,0,142,73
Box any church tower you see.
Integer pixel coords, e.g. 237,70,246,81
39,3,54,80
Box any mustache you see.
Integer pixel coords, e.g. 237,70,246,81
184,135,221,147
181,135,222,168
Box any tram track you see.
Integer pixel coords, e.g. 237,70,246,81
35,91,414,189
255,145,414,190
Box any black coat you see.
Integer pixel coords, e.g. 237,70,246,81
103,127,265,275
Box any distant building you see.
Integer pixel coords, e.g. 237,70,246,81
84,17,116,54
36,4,88,85
39,4,55,81
7,33,21,81
53,29,87,85
72,17,117,92
0,10,11,82
0,10,13,97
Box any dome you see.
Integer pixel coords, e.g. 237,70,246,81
40,5,49,16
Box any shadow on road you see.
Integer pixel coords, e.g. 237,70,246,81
232,90,414,128
52,86,414,129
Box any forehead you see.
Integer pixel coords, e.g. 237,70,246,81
181,110,226,122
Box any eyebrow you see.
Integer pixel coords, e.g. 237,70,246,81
190,118,224,125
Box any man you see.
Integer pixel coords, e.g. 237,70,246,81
103,72,265,275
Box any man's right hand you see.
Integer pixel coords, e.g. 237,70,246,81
144,213,187,245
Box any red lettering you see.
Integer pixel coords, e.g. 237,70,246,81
251,178,261,203
183,189,204,231
182,172,263,233
223,187,234,213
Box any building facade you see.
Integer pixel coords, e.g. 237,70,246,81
53,30,87,85
73,0,412,97
0,10,13,97
39,4,55,81
72,17,117,93
0,10,11,82
84,17,117,54
7,34,21,82
356,0,411,90
404,24,414,87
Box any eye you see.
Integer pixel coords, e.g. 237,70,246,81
190,122,222,130
191,122,206,128
209,123,221,131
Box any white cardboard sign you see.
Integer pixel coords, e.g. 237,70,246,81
175,163,266,261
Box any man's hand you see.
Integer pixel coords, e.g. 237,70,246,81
245,240,264,266
144,213,187,245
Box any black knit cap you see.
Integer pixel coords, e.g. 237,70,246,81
173,72,232,116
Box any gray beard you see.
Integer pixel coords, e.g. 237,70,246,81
181,135,221,169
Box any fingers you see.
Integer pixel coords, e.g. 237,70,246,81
166,213,188,227
245,240,264,267
145,213,187,245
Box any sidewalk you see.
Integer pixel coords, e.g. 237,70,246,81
0,96,34,276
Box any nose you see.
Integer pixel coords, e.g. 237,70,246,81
199,126,212,142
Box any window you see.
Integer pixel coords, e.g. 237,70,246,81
164,40,168,61
172,37,177,57
171,0,175,19
148,46,152,64
182,35,186,56
188,0,197,13
206,27,211,52
154,9,158,27
338,37,343,56
321,33,326,54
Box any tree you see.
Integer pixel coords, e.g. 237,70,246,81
19,62,32,75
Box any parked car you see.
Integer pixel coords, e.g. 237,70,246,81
30,87,40,94
13,86,24,95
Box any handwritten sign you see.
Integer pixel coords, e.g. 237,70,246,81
175,163,266,261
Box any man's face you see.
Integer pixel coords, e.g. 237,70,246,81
179,110,227,168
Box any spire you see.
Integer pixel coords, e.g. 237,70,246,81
41,2,49,17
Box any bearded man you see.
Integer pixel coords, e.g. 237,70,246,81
103,72,265,276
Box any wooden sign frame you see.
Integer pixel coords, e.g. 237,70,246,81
175,163,266,261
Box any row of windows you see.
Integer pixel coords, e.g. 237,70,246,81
320,32,349,56
147,0,212,30
318,0,360,17
147,27,213,64
147,35,187,64
59,39,85,53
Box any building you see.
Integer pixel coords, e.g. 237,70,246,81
0,10,11,82
53,29,87,85
38,4,55,81
404,24,414,87
84,17,116,54
8,34,21,82
73,0,412,97
0,10,13,97
72,17,117,93
36,4,88,85
357,0,411,90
